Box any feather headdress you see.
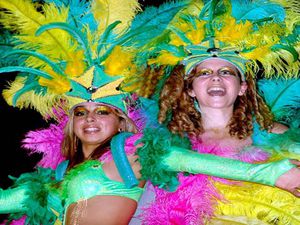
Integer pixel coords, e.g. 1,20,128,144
129,0,299,85
0,0,143,118
0,0,191,118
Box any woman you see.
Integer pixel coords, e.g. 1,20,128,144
61,102,144,225
135,60,300,225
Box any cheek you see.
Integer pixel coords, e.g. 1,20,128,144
73,119,82,132
192,81,206,97
103,117,120,132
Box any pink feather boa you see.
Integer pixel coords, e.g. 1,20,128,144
141,137,269,225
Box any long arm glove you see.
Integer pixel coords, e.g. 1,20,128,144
137,127,296,191
0,166,64,225
162,146,295,186
0,186,28,213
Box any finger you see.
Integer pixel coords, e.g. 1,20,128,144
292,189,300,198
289,159,300,166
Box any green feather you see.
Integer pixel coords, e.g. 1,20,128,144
96,20,121,57
271,44,299,62
12,80,41,106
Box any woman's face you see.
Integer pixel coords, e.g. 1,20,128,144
188,58,247,109
72,102,122,147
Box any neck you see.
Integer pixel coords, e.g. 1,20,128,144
82,144,100,159
200,106,233,131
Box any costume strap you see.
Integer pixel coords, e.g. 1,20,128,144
111,132,139,188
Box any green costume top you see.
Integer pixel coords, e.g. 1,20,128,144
61,160,143,209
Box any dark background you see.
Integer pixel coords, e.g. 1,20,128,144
0,0,165,222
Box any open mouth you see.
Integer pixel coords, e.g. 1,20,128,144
84,127,100,133
207,87,226,96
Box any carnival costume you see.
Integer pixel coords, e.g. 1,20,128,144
0,0,299,225
122,0,300,224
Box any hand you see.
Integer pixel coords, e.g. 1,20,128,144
275,159,300,197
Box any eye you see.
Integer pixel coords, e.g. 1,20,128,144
74,107,87,117
95,106,113,115
219,67,238,76
195,68,213,77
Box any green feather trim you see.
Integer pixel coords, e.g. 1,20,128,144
7,167,63,225
136,125,191,191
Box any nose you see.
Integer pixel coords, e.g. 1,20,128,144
85,112,95,122
211,73,221,82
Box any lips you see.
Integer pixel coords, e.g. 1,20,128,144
207,87,226,96
84,127,100,133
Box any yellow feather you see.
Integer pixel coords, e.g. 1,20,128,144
103,46,134,76
214,181,300,225
0,0,78,69
38,72,71,94
215,17,253,45
91,0,141,34
2,76,63,118
148,51,184,66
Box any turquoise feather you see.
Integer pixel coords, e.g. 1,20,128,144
124,0,190,47
231,0,285,22
257,79,300,126
4,50,66,75
44,0,97,31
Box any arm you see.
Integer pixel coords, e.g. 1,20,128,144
0,186,28,213
136,127,299,193
0,167,64,224
162,146,296,187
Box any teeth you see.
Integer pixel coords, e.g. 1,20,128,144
84,127,99,132
207,87,225,93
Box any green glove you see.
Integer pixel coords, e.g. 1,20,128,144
0,186,28,213
162,146,295,186
0,166,64,224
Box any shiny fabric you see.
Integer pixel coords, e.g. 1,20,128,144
62,160,143,209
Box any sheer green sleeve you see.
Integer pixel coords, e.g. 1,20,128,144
0,167,64,225
162,146,295,186
0,186,28,213
137,127,296,191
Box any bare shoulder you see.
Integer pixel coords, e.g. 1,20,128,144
270,122,289,134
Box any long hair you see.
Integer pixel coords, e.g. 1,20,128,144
158,65,274,139
61,107,138,169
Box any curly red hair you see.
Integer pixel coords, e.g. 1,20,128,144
158,65,274,139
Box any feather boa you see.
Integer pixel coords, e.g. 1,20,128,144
141,132,300,225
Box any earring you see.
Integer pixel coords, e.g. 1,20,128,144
118,128,123,132
193,98,201,113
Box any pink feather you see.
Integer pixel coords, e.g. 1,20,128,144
141,137,271,224
21,110,68,169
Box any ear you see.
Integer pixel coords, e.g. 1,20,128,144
118,119,126,132
188,89,196,98
238,82,248,96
